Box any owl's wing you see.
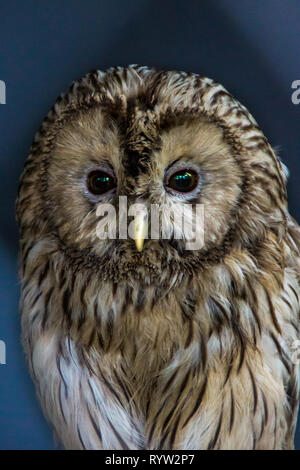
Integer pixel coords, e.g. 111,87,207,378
285,216,300,449
287,216,300,269
285,363,300,449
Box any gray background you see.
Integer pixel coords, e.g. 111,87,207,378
0,0,299,449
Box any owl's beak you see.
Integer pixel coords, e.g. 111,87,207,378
134,212,147,252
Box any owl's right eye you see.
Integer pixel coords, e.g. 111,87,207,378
87,170,116,195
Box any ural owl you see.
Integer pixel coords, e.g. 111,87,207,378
16,65,300,450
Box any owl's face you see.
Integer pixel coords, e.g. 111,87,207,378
18,66,286,283
47,105,242,275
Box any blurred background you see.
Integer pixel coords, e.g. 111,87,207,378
0,0,299,449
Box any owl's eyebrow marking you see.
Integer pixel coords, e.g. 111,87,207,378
88,158,115,172
164,157,185,173
88,156,106,166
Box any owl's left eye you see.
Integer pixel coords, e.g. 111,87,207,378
165,169,199,193
87,170,116,195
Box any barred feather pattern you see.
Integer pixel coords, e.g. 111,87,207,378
17,65,300,449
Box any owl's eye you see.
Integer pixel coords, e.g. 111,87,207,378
166,169,198,193
87,170,116,195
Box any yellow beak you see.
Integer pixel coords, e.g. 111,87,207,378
134,211,147,252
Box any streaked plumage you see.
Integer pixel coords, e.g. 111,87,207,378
17,65,300,449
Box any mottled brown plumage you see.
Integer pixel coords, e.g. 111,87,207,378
17,65,300,449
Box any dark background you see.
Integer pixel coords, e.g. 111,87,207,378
0,0,299,449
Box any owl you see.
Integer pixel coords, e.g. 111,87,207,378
16,65,300,450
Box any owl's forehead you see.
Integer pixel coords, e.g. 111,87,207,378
50,66,245,180
54,95,226,180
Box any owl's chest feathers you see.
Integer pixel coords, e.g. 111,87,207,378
30,307,291,450
24,265,298,449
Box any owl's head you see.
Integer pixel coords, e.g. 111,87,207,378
17,66,288,283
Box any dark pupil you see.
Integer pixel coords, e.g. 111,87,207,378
88,171,115,195
168,170,197,192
